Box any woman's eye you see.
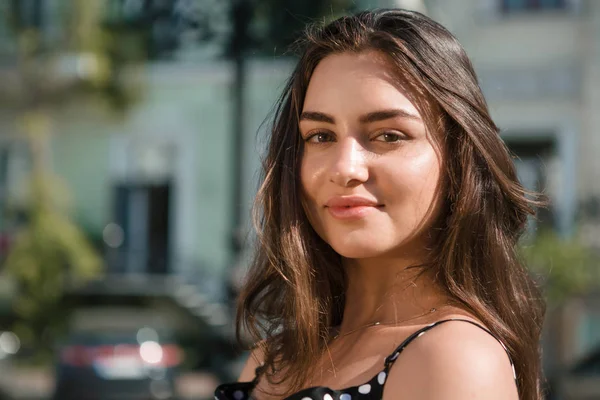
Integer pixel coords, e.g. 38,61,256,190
373,132,405,143
306,132,334,143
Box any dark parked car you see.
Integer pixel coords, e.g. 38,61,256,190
52,327,182,400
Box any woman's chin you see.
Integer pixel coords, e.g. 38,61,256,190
329,242,391,259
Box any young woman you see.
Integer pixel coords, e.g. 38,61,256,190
215,8,545,400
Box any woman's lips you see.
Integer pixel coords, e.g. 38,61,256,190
324,196,382,220
326,205,380,220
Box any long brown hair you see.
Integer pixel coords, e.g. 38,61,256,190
237,9,546,399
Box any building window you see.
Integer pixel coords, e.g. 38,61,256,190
500,0,567,13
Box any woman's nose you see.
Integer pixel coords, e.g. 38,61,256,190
329,138,369,187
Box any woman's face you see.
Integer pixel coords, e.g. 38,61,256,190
299,51,443,259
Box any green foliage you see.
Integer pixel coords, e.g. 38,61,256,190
3,114,102,357
4,179,102,354
521,230,599,305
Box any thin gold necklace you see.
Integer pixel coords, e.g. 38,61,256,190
331,307,439,341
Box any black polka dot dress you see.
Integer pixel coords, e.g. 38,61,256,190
214,319,517,400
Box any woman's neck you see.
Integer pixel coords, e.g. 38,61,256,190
339,255,446,334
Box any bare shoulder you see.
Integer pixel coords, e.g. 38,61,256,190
238,344,266,382
383,318,518,400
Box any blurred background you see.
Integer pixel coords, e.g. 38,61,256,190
0,0,598,399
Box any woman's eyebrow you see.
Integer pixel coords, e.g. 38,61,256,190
299,109,421,125
359,109,421,123
299,111,336,124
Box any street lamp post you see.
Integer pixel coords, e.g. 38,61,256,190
229,0,253,261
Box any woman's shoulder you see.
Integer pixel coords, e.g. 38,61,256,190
383,314,518,400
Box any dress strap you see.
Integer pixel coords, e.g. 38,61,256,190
383,318,516,380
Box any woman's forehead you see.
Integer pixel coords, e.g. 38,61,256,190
303,51,426,118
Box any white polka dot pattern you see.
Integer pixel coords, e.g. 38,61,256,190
340,394,352,400
324,394,333,400
358,384,371,394
377,371,387,385
233,390,245,400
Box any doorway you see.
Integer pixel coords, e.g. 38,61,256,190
107,181,172,275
